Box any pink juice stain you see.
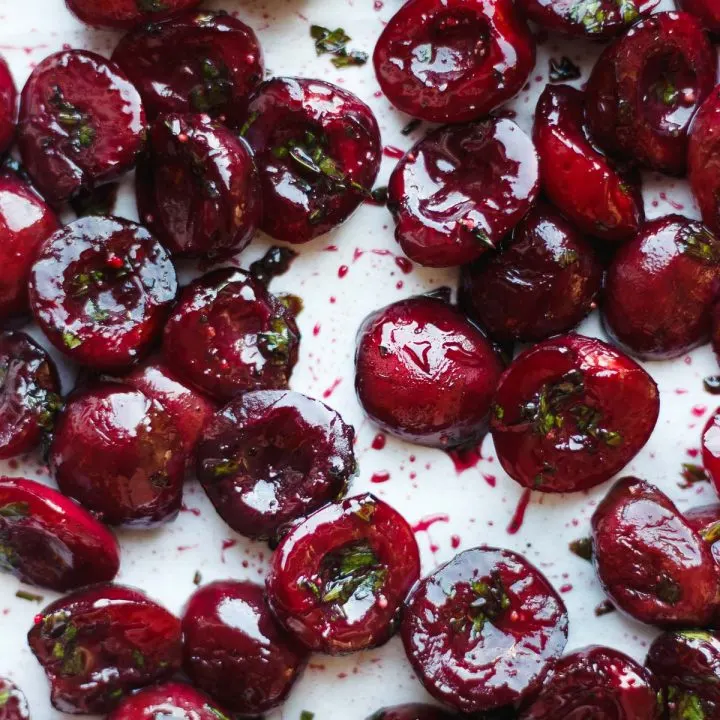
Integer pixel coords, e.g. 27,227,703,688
507,489,532,535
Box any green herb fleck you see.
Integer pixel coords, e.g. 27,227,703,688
211,460,240,478
131,649,145,668
319,541,387,605
679,225,720,264
569,537,593,561
258,319,293,364
310,25,367,69
568,0,608,33
655,575,682,605
0,690,9,707
62,331,83,350
680,463,710,489
239,112,259,137
493,404,505,420
617,0,639,23
193,571,202,586
136,0,168,12
16,590,43,602
701,521,720,543
0,502,29,518
331,50,369,68
672,691,706,720
558,249,579,267
300,712,315,720
205,707,232,720
549,56,581,83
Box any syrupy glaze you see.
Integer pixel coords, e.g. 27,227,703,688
678,0,720,32
369,704,456,720
66,0,201,29
685,502,720,564
107,682,230,720
690,87,720,237
0,56,16,154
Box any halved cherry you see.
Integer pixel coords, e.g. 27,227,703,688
182,580,308,714
689,88,720,237
356,295,504,449
0,56,16,155
17,50,146,205
459,203,602,343
0,677,30,720
702,409,720,496
162,267,300,401
585,12,716,175
196,390,355,540
678,0,720,33
368,706,457,720
50,383,186,527
533,84,643,242
266,493,420,654
29,216,177,371
387,118,539,268
0,331,61,459
520,646,660,719
490,334,659,493
242,77,381,244
66,0,201,29
602,216,720,359
112,11,263,125
373,0,535,124
137,113,261,260
108,682,230,720
28,583,181,714
592,476,720,626
685,503,720,564
402,547,568,714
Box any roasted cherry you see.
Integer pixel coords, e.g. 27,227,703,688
602,216,720,359
533,84,643,243
0,677,30,720
368,705,457,720
519,645,660,719
17,50,146,205
592,476,720,627
459,203,602,343
677,0,720,33
689,88,720,237
585,12,716,175
490,334,659,493
137,113,261,260
107,682,230,720
356,295,503,449
50,383,186,527
29,216,177,371
66,0,201,29
28,583,181,714
0,331,61,459
685,503,720,564
183,580,308,714
387,118,539,267
402,547,568,714
266,493,420,654
113,11,263,124
196,390,355,540
373,0,535,124
162,267,300,401
703,409,720,496
0,56,16,155
242,77,381,244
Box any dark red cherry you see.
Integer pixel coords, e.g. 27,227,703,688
0,331,61,459
373,0,535,124
242,77,381,244
137,113,261,260
677,0,720,32
387,118,539,267
162,267,300,401
402,547,568,714
17,50,146,205
107,682,230,720
29,216,177,371
66,0,200,29
367,705,457,720
182,580,308,714
585,12,716,175
0,56,16,155
50,383,186,527
689,88,720,238
0,677,30,720
266,493,420,654
28,583,182,714
113,11,263,125
519,645,661,719
490,334,659,493
702,409,720,497
684,503,720,564
196,390,355,540
533,84,644,243
602,216,720,359
459,203,602,343
355,295,504,449
592,476,720,626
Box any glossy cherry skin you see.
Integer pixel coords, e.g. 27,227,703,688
266,493,420,654
0,677,30,720
684,503,720,564
460,203,602,344
0,56,16,155
533,84,643,243
387,119,539,268
592,477,720,627
689,88,720,238
113,11,263,125
585,12,716,176
519,646,660,719
602,216,720,360
162,268,300,402
196,390,355,540
50,383,186,527
0,331,61,459
356,295,503,449
490,334,659,493
402,547,568,714
29,216,177,371
702,410,720,498
368,705,457,720
66,0,200,29
28,584,182,715
137,113,261,260
677,0,720,33
243,77,381,244
17,50,146,205
108,682,230,720
182,580,308,714
373,0,535,124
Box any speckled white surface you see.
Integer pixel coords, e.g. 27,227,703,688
0,0,716,717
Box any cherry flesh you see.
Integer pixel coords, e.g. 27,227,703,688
18,50,146,205
266,493,420,654
368,706,457,720
0,56,16,155
677,0,720,33
107,682,231,720
684,503,720,565
387,118,539,268
0,677,30,720
373,0,535,123
242,77,381,244
402,546,568,714
490,334,659,493
65,0,201,29
689,87,720,238
702,410,720,499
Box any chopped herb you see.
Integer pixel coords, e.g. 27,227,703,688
679,224,720,264
205,707,232,720
238,112,258,137
0,689,9,706
52,642,65,659
680,463,710,489
353,498,376,522
617,0,639,23
277,293,303,315
331,50,369,68
131,649,145,668
211,459,240,478
569,537,593,561
493,404,505,420
136,0,168,11
62,331,83,350
558,249,579,267
655,575,682,605
568,0,607,33
319,541,387,605
452,572,510,639
701,521,720,544
300,578,322,599
193,571,202,586
189,58,232,114
87,301,110,323
150,471,170,489
673,691,706,720
258,319,293,364
300,712,315,720
549,56,581,83
310,25,367,69
401,119,422,135
0,502,29,518
704,376,720,394
16,590,43,602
